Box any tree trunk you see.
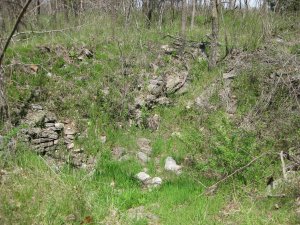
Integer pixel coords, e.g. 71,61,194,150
158,0,165,30
191,0,196,29
181,0,187,36
0,0,34,124
0,70,8,124
208,0,219,70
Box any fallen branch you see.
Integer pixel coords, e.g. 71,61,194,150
205,152,268,195
0,25,87,42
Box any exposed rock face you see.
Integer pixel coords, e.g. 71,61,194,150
130,70,189,127
165,157,182,174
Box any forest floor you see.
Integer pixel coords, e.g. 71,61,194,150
0,12,300,224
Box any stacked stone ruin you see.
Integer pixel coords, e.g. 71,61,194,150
19,104,96,170
21,105,64,154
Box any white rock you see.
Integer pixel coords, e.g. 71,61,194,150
136,172,151,182
148,177,162,187
100,135,107,144
54,122,64,130
164,157,182,174
137,152,150,163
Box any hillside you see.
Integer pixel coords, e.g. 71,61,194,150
0,4,300,225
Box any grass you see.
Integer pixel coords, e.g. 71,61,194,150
1,10,300,225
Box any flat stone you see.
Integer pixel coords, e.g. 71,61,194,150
31,104,43,110
45,123,55,127
65,127,76,135
146,177,162,187
166,74,186,94
223,71,237,79
54,123,64,130
40,131,58,140
54,140,59,145
64,137,73,144
31,138,54,144
34,141,54,149
44,112,57,123
136,172,151,182
66,134,75,140
67,143,74,150
137,152,150,163
165,156,182,174
25,111,46,127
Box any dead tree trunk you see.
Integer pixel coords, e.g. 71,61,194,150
208,0,219,70
181,0,187,36
191,0,196,29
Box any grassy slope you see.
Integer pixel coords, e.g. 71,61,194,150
0,11,300,224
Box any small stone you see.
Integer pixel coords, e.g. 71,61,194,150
165,157,182,174
100,135,107,144
65,127,76,135
31,104,43,110
45,123,55,127
67,134,75,140
64,137,72,144
146,177,162,187
72,149,83,154
67,143,74,149
223,71,237,79
54,123,64,130
31,138,53,144
136,172,151,182
54,140,59,145
44,112,57,123
137,152,150,163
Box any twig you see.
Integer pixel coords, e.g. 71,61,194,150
0,0,34,66
204,152,268,194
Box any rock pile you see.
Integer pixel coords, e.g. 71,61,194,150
135,171,162,188
21,105,63,154
130,71,189,127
